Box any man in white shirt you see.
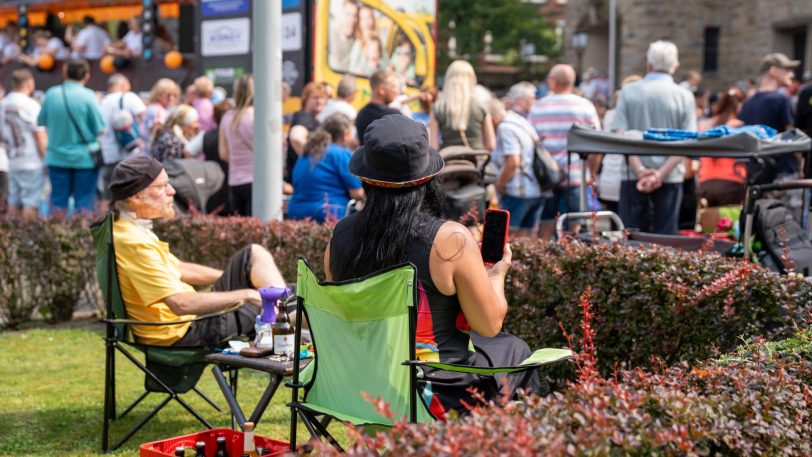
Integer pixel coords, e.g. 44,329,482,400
68,16,111,60
99,73,147,213
318,75,358,122
0,69,47,220
107,18,142,58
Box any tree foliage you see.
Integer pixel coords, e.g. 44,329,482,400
437,0,560,73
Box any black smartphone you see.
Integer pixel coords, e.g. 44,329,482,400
481,209,510,264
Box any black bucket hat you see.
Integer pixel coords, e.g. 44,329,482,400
349,114,444,188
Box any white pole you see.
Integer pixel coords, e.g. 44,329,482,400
608,0,617,93
253,0,283,221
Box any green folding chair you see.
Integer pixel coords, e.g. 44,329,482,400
91,213,240,452
287,259,573,453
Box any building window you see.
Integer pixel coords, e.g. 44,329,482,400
703,27,720,73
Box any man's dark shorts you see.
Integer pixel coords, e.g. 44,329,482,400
173,245,260,348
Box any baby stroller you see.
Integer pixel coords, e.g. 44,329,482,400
163,158,225,214
435,146,492,222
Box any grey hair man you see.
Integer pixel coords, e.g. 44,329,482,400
318,75,358,123
608,40,696,235
506,81,536,116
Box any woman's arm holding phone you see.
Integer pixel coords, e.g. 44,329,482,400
429,221,509,337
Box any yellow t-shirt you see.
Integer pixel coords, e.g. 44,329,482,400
113,216,197,346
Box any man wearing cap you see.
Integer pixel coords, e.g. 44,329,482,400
109,157,287,347
740,52,803,217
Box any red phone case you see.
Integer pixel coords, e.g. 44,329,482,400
482,209,510,264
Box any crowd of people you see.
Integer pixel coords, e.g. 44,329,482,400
1,15,174,67
1,36,810,238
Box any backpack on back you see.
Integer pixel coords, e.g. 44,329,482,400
744,198,812,276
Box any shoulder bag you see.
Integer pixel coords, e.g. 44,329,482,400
501,118,561,192
62,84,103,168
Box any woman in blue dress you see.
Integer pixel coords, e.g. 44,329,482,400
287,113,364,222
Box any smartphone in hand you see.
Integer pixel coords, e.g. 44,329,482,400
481,209,510,264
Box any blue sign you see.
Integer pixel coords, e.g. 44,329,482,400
282,0,301,9
202,0,250,17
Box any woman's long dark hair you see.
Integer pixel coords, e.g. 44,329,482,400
332,179,445,280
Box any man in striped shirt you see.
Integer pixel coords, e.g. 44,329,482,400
528,64,601,240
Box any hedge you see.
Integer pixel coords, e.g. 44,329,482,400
0,218,99,327
325,309,812,456
1,216,809,375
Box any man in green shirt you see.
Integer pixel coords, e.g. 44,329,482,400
37,59,105,215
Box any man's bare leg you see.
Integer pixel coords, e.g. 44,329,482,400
249,244,287,288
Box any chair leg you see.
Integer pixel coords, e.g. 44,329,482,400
111,395,173,451
117,391,149,420
175,396,215,430
289,405,298,453
297,410,320,439
309,412,343,453
192,386,224,413
102,340,115,452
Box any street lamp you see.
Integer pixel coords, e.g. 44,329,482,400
572,31,588,81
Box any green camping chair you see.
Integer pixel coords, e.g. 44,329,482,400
287,259,573,453
91,213,240,452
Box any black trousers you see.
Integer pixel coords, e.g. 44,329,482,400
173,245,260,348
619,181,683,235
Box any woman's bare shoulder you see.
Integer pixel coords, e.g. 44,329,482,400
433,221,475,262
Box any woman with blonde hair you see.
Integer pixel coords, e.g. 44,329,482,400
219,74,255,216
429,60,495,150
192,75,216,131
142,78,181,152
151,104,201,162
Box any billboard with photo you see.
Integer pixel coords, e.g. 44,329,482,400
318,0,437,99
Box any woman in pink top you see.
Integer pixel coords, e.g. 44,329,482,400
191,76,216,131
219,74,255,216
697,87,746,206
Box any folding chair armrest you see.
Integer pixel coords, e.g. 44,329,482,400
404,348,573,376
100,302,244,326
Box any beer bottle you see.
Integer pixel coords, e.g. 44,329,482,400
214,435,228,457
174,446,186,457
272,305,295,356
194,441,206,457
243,422,259,457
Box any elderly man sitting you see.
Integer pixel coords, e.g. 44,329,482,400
108,156,287,347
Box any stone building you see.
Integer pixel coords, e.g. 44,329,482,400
565,0,812,91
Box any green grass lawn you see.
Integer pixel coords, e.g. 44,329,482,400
0,320,346,456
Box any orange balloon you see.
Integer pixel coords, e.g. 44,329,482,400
100,55,115,74
164,51,183,69
37,54,55,71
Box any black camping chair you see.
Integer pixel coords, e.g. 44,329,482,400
91,213,242,452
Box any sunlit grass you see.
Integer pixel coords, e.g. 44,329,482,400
0,321,347,456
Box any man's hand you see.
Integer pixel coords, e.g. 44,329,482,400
242,289,262,307
636,170,663,194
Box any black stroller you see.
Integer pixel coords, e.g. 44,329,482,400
435,146,492,222
163,158,225,214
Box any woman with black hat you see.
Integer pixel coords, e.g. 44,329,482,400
325,114,538,418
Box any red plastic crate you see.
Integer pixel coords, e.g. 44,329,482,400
140,428,288,457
